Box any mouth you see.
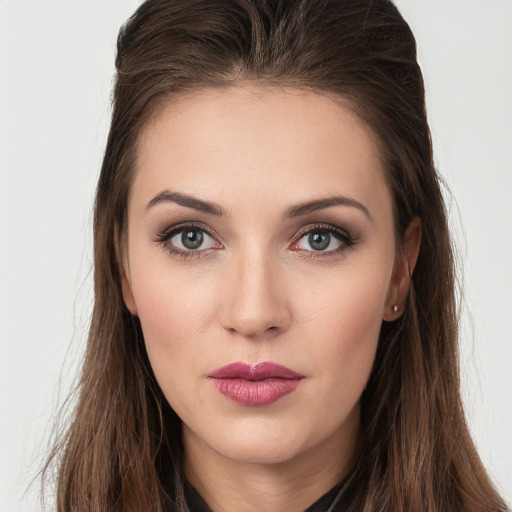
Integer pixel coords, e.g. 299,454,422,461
208,362,304,406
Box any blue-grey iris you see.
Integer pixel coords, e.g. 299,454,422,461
182,229,204,249
309,232,330,251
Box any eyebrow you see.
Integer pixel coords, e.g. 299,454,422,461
283,196,371,220
146,190,370,220
146,190,228,217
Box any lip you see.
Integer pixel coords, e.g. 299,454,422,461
208,362,304,406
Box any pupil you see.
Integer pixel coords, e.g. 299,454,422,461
182,230,203,249
309,232,330,251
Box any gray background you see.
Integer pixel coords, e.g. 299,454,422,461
1,1,510,509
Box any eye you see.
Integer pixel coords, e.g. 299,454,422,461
170,228,215,251
154,223,221,258
292,225,357,254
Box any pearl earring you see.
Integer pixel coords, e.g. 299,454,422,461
393,305,399,314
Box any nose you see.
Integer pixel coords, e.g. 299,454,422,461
220,246,292,340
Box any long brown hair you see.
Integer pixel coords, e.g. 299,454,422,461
44,1,508,510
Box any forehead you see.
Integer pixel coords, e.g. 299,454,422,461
133,86,391,218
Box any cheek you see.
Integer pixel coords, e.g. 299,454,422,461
296,264,388,394
132,267,224,422
128,251,220,378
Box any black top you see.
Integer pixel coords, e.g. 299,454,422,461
184,479,352,512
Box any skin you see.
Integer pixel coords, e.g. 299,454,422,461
121,86,421,512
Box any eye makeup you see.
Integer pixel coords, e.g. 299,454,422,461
288,223,360,259
153,221,223,260
153,219,360,261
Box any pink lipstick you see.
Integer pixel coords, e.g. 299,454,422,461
208,362,304,406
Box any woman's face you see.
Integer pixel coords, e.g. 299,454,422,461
122,86,411,469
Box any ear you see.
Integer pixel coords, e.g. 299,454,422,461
383,217,421,321
115,228,138,316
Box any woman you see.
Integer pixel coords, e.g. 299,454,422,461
43,0,508,511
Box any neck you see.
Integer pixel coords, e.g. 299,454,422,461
183,409,361,512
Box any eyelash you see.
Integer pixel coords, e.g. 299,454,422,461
154,222,222,260
154,222,359,260
290,223,359,258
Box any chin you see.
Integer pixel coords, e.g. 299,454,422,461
215,437,305,465
189,417,318,466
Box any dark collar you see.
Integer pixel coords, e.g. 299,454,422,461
184,479,350,512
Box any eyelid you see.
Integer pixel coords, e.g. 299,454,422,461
154,221,223,258
154,221,358,259
288,223,358,253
